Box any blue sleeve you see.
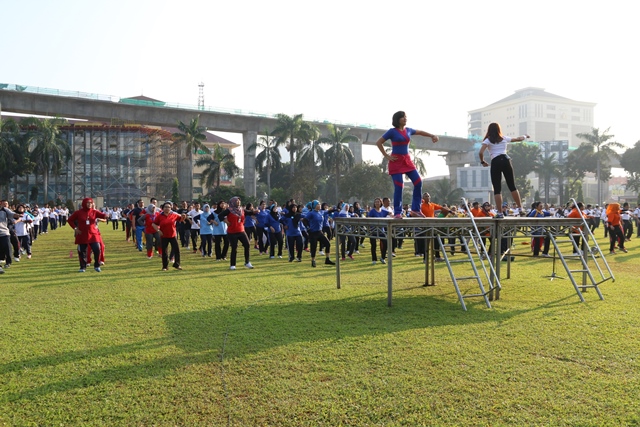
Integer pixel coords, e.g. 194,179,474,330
381,129,393,141
407,127,416,136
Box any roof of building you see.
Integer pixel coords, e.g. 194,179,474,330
122,95,165,103
487,87,571,107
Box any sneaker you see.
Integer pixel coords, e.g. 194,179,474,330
380,258,386,264
296,258,302,262
348,255,354,260
325,258,335,265
392,253,396,257
311,260,316,268
27,254,32,259
270,256,275,259
341,257,346,261
609,251,616,255
409,210,425,218
162,268,168,271
245,262,254,269
319,250,325,256
99,261,105,266
355,250,360,254
435,257,445,262
173,265,182,270
278,255,282,259
394,214,403,219
620,248,628,253
170,258,175,263
230,265,236,270
541,253,551,258
94,267,101,272
289,257,294,262
78,268,85,273
0,266,4,274
14,257,20,262
304,248,310,252
359,244,365,248
372,261,377,265
495,213,504,219
147,256,153,260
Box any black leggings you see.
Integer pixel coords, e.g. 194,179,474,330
309,231,330,258
78,242,101,269
287,235,303,260
490,155,517,194
269,231,283,257
369,237,387,261
161,237,180,268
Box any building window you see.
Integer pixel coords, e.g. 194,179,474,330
481,170,488,187
472,170,477,188
535,104,543,118
572,116,580,121
572,107,580,113
547,114,556,119
547,105,556,110
460,170,468,188
559,123,568,128
519,104,528,119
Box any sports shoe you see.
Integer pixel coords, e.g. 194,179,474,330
99,261,105,266
245,262,254,269
270,256,275,259
355,250,360,254
311,260,316,268
173,265,182,270
341,257,346,261
319,250,325,256
325,258,335,265
410,210,425,218
289,257,294,262
230,265,236,270
620,248,628,253
14,257,20,262
0,266,4,274
609,251,616,255
541,253,551,258
359,244,365,248
148,256,153,260
94,267,101,272
435,257,445,262
78,268,86,273
278,255,282,259
27,254,32,259
348,255,354,260
495,213,504,219
295,258,301,262
380,258,386,264
392,253,396,257
372,261,377,265
162,268,168,271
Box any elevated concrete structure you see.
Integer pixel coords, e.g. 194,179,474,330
1,88,475,196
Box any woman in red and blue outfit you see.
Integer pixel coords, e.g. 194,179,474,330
376,111,439,218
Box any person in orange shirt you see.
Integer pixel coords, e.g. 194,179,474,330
606,202,627,254
469,201,482,217
472,201,494,258
417,193,450,261
566,201,592,255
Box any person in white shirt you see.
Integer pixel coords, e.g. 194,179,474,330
40,204,51,233
14,205,33,259
601,204,609,238
478,122,528,219
110,207,121,230
187,203,203,253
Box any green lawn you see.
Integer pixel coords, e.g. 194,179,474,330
1,225,639,426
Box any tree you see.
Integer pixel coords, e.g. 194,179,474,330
535,153,562,203
620,141,640,195
297,123,324,196
429,177,465,206
339,162,393,204
0,118,35,199
171,178,180,203
194,144,240,192
409,142,430,176
173,116,208,201
271,113,306,177
576,127,624,205
248,129,282,200
509,142,541,179
22,117,70,203
319,124,359,201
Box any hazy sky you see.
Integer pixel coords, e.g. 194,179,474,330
2,0,636,176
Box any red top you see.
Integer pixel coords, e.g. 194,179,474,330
68,208,107,244
144,213,160,234
225,210,245,234
153,211,183,238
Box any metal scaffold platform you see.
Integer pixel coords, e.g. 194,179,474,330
334,209,614,310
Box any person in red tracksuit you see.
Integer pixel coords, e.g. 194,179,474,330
68,197,107,273
153,202,187,271
218,196,254,270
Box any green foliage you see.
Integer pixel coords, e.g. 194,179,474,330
204,185,252,206
509,142,541,178
319,124,359,201
620,141,640,195
194,143,240,192
339,162,393,205
429,177,465,205
171,178,180,203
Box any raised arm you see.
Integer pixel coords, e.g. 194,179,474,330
414,130,439,143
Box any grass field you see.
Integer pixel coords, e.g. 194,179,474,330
1,224,639,426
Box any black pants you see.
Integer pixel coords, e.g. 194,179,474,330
309,230,330,258
112,220,119,230
319,226,332,251
370,237,387,261
609,225,625,252
269,231,283,257
41,217,49,233
623,219,633,240
78,242,101,269
256,227,268,253
18,235,31,256
340,235,356,259
287,235,303,260
0,235,11,266
190,229,199,250
490,154,517,194
200,234,213,256
145,232,161,254
161,237,180,269
214,234,229,259
228,232,250,267
245,226,257,246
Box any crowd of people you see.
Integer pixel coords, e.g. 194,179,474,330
0,201,70,274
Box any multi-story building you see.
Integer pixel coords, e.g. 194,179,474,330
468,87,596,149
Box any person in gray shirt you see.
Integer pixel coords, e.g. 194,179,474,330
0,200,16,273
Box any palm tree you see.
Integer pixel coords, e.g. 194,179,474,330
535,153,561,203
430,177,465,206
194,143,240,192
173,116,209,201
409,142,429,176
319,124,359,201
248,129,282,200
271,113,305,177
576,127,623,205
22,117,70,203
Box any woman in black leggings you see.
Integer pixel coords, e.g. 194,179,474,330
478,122,528,218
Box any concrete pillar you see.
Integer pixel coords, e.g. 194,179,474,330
243,130,257,197
349,140,362,164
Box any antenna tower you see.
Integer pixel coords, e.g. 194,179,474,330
198,82,205,110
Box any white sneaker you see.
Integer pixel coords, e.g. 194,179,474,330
319,250,325,256
541,253,551,258
245,262,254,269
372,261,377,265
230,266,236,270
14,257,20,262
380,258,386,264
